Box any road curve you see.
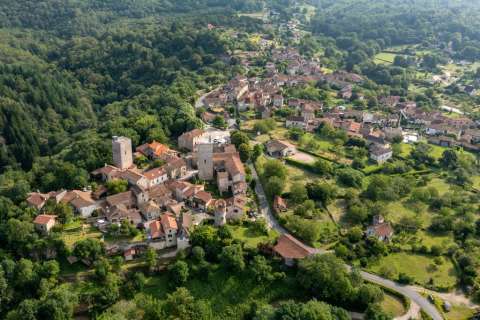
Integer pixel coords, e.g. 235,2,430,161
360,271,442,320
248,163,443,320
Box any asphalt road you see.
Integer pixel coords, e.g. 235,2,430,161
249,163,443,320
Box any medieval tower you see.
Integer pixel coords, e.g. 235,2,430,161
214,199,227,227
112,136,133,170
197,143,214,180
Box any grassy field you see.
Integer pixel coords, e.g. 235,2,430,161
374,52,396,65
399,143,413,157
237,11,266,20
327,199,346,224
284,163,322,192
61,225,103,249
428,177,451,195
227,225,279,249
430,144,448,159
368,252,457,289
381,293,406,318
416,231,454,249
473,176,480,189
430,294,476,320
444,305,475,320
385,201,431,226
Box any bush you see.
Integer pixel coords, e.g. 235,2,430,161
397,272,414,284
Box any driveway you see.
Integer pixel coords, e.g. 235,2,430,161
249,162,443,320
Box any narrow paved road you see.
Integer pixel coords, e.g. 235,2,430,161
249,163,443,320
195,87,220,109
249,163,287,234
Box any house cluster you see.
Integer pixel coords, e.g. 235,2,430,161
202,48,363,123
287,106,399,163
389,99,480,152
28,133,249,254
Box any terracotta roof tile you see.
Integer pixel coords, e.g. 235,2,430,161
34,214,56,225
273,234,315,259
161,213,178,230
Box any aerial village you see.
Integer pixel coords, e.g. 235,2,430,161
26,131,253,262
25,43,480,268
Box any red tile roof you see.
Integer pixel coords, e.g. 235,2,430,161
161,213,178,230
149,141,171,157
273,234,315,260
143,167,166,180
34,214,56,225
368,222,394,239
273,196,287,212
27,193,48,207
149,220,164,239
194,190,213,204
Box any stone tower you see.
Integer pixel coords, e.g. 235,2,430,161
197,143,214,180
214,199,227,227
112,136,133,170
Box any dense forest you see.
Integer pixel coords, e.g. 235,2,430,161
0,0,266,176
310,0,480,50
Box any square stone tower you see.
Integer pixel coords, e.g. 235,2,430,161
197,143,214,180
112,136,133,170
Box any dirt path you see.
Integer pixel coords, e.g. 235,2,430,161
395,301,421,320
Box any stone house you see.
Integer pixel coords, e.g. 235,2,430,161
26,192,49,210
226,196,247,220
369,144,393,164
34,215,57,234
178,129,206,151
265,139,297,158
61,190,98,218
135,141,176,160
143,167,169,187
139,201,162,221
366,215,394,242
192,190,214,210
286,116,306,129
273,94,284,107
273,196,288,213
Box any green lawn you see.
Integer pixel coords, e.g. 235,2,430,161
381,293,406,318
227,225,279,249
399,143,413,158
284,163,321,190
430,294,475,320
61,226,103,249
473,176,480,190
416,231,454,248
327,199,346,224
368,252,457,289
63,219,83,231
385,201,431,226
444,305,475,320
429,144,448,159
427,177,451,195
374,52,396,65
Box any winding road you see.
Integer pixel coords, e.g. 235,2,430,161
248,163,444,320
